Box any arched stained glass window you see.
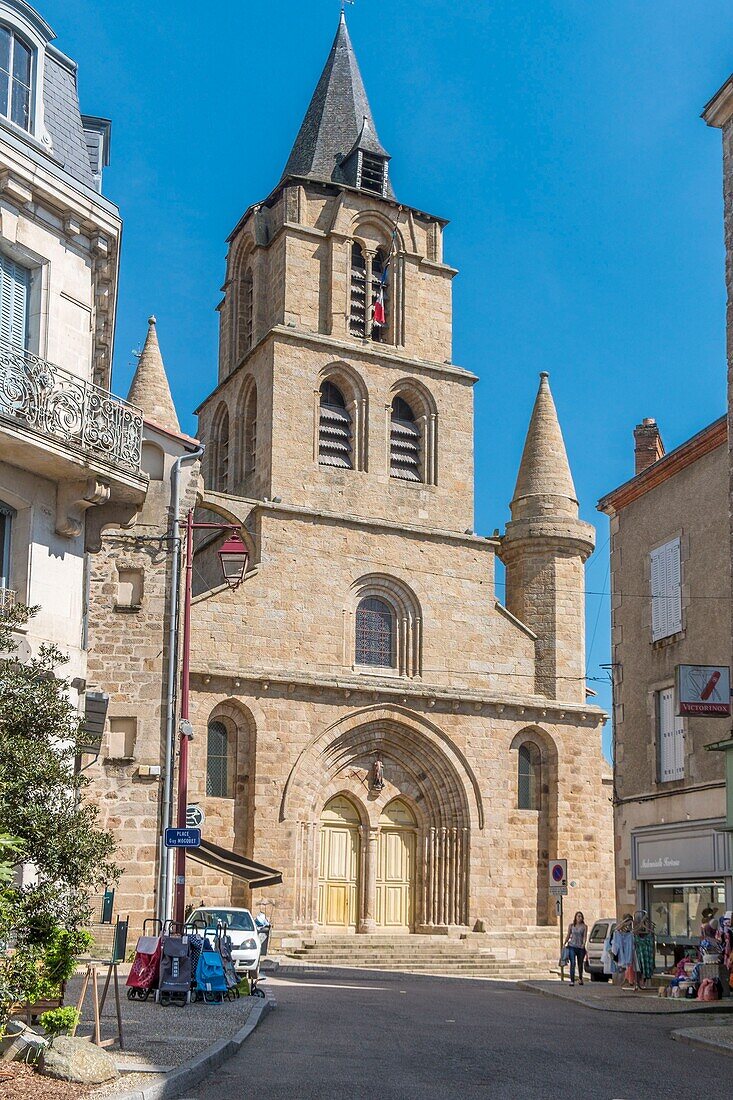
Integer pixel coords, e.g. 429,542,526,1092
207,720,230,798
355,596,394,668
518,742,541,810
217,411,229,491
243,383,257,480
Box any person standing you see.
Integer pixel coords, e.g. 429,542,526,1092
565,911,588,986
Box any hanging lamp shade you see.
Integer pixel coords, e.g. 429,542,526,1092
217,531,249,589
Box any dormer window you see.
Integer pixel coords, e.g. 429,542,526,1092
0,27,32,132
359,153,386,196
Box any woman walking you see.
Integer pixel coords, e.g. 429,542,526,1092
565,911,588,986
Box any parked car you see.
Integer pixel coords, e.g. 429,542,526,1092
585,918,616,981
187,907,262,978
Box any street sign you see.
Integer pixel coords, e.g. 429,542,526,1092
165,827,201,849
549,859,567,889
186,805,205,828
550,885,568,897
676,665,731,717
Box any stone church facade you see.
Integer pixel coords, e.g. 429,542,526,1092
182,15,615,938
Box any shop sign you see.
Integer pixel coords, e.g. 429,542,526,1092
633,825,728,880
676,665,731,717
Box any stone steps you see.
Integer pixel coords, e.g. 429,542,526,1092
283,935,556,979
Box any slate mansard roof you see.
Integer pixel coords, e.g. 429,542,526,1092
282,12,395,198
43,47,98,189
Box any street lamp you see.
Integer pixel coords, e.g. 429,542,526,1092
171,510,250,925
217,531,249,589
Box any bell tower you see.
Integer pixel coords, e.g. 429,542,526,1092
196,13,477,535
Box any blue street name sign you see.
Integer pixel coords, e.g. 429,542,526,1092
165,827,201,849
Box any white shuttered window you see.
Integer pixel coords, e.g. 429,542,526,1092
658,687,684,782
0,253,29,349
650,538,682,641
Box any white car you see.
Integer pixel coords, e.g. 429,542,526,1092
188,907,263,977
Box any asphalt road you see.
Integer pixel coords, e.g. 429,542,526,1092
185,970,733,1100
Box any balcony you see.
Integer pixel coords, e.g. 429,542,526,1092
0,340,143,473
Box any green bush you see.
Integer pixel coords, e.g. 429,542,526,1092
39,1007,79,1040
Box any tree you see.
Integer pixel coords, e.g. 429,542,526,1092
0,603,118,1025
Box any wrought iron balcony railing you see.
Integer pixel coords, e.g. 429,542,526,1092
0,340,143,472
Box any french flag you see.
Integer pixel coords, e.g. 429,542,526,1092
373,269,388,327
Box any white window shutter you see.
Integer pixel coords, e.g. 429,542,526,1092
658,687,684,783
673,712,685,781
650,538,682,641
0,254,29,349
666,539,682,635
650,545,666,641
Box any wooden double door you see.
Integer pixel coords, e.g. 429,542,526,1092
318,796,416,932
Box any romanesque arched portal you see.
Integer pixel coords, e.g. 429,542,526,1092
282,707,483,933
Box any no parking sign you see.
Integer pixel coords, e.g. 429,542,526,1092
549,859,568,895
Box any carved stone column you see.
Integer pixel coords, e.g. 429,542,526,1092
359,826,379,933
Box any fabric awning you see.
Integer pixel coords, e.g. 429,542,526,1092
187,839,282,888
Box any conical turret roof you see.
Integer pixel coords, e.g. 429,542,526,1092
127,316,180,434
510,372,578,521
282,13,394,197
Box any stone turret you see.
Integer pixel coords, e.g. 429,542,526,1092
127,317,180,433
499,372,595,702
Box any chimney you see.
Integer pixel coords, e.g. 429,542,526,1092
634,418,665,475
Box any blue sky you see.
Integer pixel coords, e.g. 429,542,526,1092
46,1,733,757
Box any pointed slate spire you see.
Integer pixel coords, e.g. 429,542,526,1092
510,372,578,521
127,316,180,434
282,13,394,197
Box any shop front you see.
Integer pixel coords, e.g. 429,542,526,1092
632,818,732,967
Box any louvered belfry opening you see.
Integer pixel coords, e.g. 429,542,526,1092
390,396,421,482
371,249,386,342
349,243,367,338
318,381,353,469
360,153,386,195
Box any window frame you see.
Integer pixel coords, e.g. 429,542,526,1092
355,595,396,670
517,741,541,810
0,500,14,590
206,719,232,799
0,24,34,134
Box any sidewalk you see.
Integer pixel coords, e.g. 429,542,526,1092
671,1021,733,1056
518,980,733,1014
62,966,273,1098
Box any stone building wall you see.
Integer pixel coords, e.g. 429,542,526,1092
182,683,614,933
84,431,200,931
600,431,729,914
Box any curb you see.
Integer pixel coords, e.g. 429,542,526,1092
517,982,733,1015
670,1028,733,1056
106,992,275,1100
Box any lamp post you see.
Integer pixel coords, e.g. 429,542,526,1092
172,509,249,926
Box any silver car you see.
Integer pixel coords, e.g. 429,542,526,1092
188,907,262,978
585,918,615,981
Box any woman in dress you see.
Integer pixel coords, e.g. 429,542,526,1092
565,911,588,986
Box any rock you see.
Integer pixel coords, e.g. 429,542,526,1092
40,1035,118,1084
473,919,487,933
